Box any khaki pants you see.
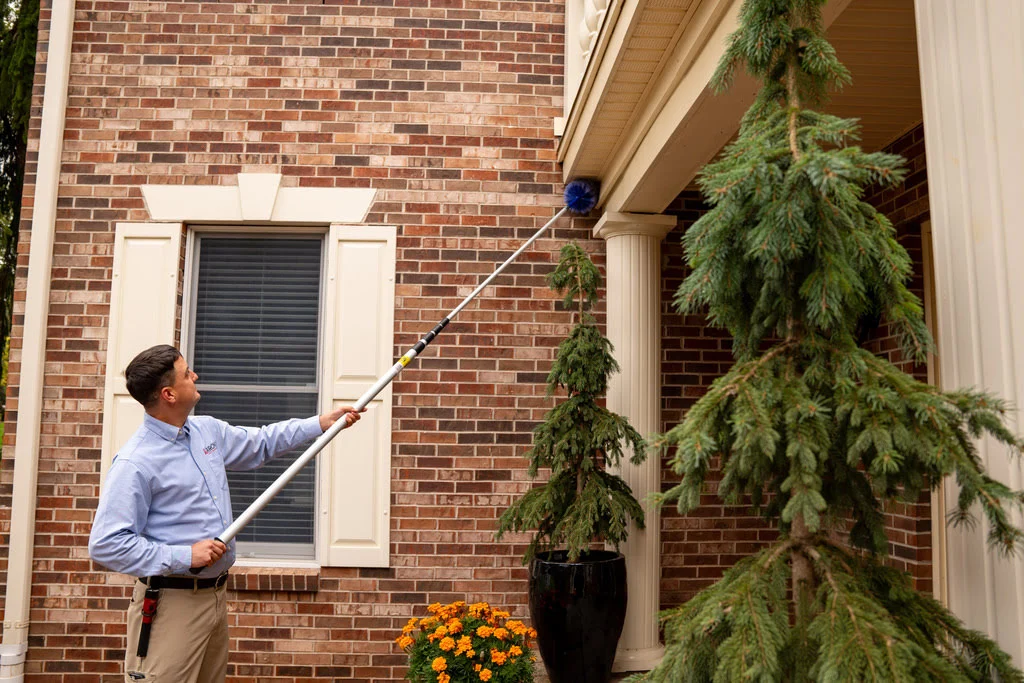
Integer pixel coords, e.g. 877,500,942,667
124,579,229,682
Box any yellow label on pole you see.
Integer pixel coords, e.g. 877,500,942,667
399,354,412,367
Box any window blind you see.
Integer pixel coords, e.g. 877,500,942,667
191,236,322,558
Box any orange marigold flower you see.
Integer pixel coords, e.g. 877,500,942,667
490,649,508,665
428,603,443,614
437,674,450,683
493,628,508,641
455,636,472,654
479,669,493,681
466,649,476,658
476,625,494,638
446,619,463,634
505,620,525,635
397,635,414,649
509,645,523,657
492,610,510,620
474,664,482,672
420,617,438,629
439,637,456,652
434,625,448,638
431,657,447,673
527,628,538,639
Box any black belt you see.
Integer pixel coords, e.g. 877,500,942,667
140,572,229,590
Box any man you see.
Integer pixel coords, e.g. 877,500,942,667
89,344,363,681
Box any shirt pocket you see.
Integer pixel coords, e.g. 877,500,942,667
207,452,228,490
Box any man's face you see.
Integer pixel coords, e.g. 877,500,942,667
168,356,201,409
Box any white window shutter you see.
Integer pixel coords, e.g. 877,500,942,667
319,225,396,567
100,222,183,480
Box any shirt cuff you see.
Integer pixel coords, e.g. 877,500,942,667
305,415,325,437
171,545,193,574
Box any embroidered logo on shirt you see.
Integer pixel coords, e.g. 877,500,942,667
203,442,218,455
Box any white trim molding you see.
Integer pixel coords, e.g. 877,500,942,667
595,211,676,672
141,173,377,224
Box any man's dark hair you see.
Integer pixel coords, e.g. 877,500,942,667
125,345,181,408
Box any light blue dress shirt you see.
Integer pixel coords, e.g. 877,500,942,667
88,412,323,578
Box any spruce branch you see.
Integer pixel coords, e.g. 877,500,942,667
636,540,1024,682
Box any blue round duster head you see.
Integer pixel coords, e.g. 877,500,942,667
563,178,600,215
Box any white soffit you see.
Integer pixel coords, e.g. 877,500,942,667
142,173,377,224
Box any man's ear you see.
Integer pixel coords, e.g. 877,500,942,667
159,385,176,404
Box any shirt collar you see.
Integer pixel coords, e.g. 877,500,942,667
143,413,190,442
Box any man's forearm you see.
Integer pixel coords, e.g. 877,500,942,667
89,531,192,577
222,415,323,471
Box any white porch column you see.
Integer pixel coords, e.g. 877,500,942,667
595,211,675,672
915,0,1024,664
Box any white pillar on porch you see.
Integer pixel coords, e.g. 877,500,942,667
915,0,1024,664
595,211,675,672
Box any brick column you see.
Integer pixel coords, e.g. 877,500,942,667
595,211,675,672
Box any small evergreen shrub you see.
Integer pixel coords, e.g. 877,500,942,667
496,243,647,562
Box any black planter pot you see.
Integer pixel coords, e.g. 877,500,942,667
528,550,627,683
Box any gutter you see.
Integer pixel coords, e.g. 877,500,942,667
0,3,76,680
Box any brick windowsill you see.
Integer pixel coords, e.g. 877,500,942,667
228,566,320,593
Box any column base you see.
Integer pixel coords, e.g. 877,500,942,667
612,644,665,673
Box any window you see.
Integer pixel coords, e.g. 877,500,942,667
103,193,396,568
188,235,324,560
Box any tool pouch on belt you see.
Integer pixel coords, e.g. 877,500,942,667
136,585,160,657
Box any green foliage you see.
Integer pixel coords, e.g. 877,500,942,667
655,338,1024,555
0,0,38,415
627,540,1024,683
678,0,928,362
496,243,646,562
644,0,1024,679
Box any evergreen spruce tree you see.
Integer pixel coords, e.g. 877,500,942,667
634,1,1024,680
496,243,647,562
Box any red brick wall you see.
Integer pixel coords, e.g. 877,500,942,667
1,1,579,680
657,123,933,604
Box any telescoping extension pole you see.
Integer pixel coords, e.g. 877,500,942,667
204,179,599,553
